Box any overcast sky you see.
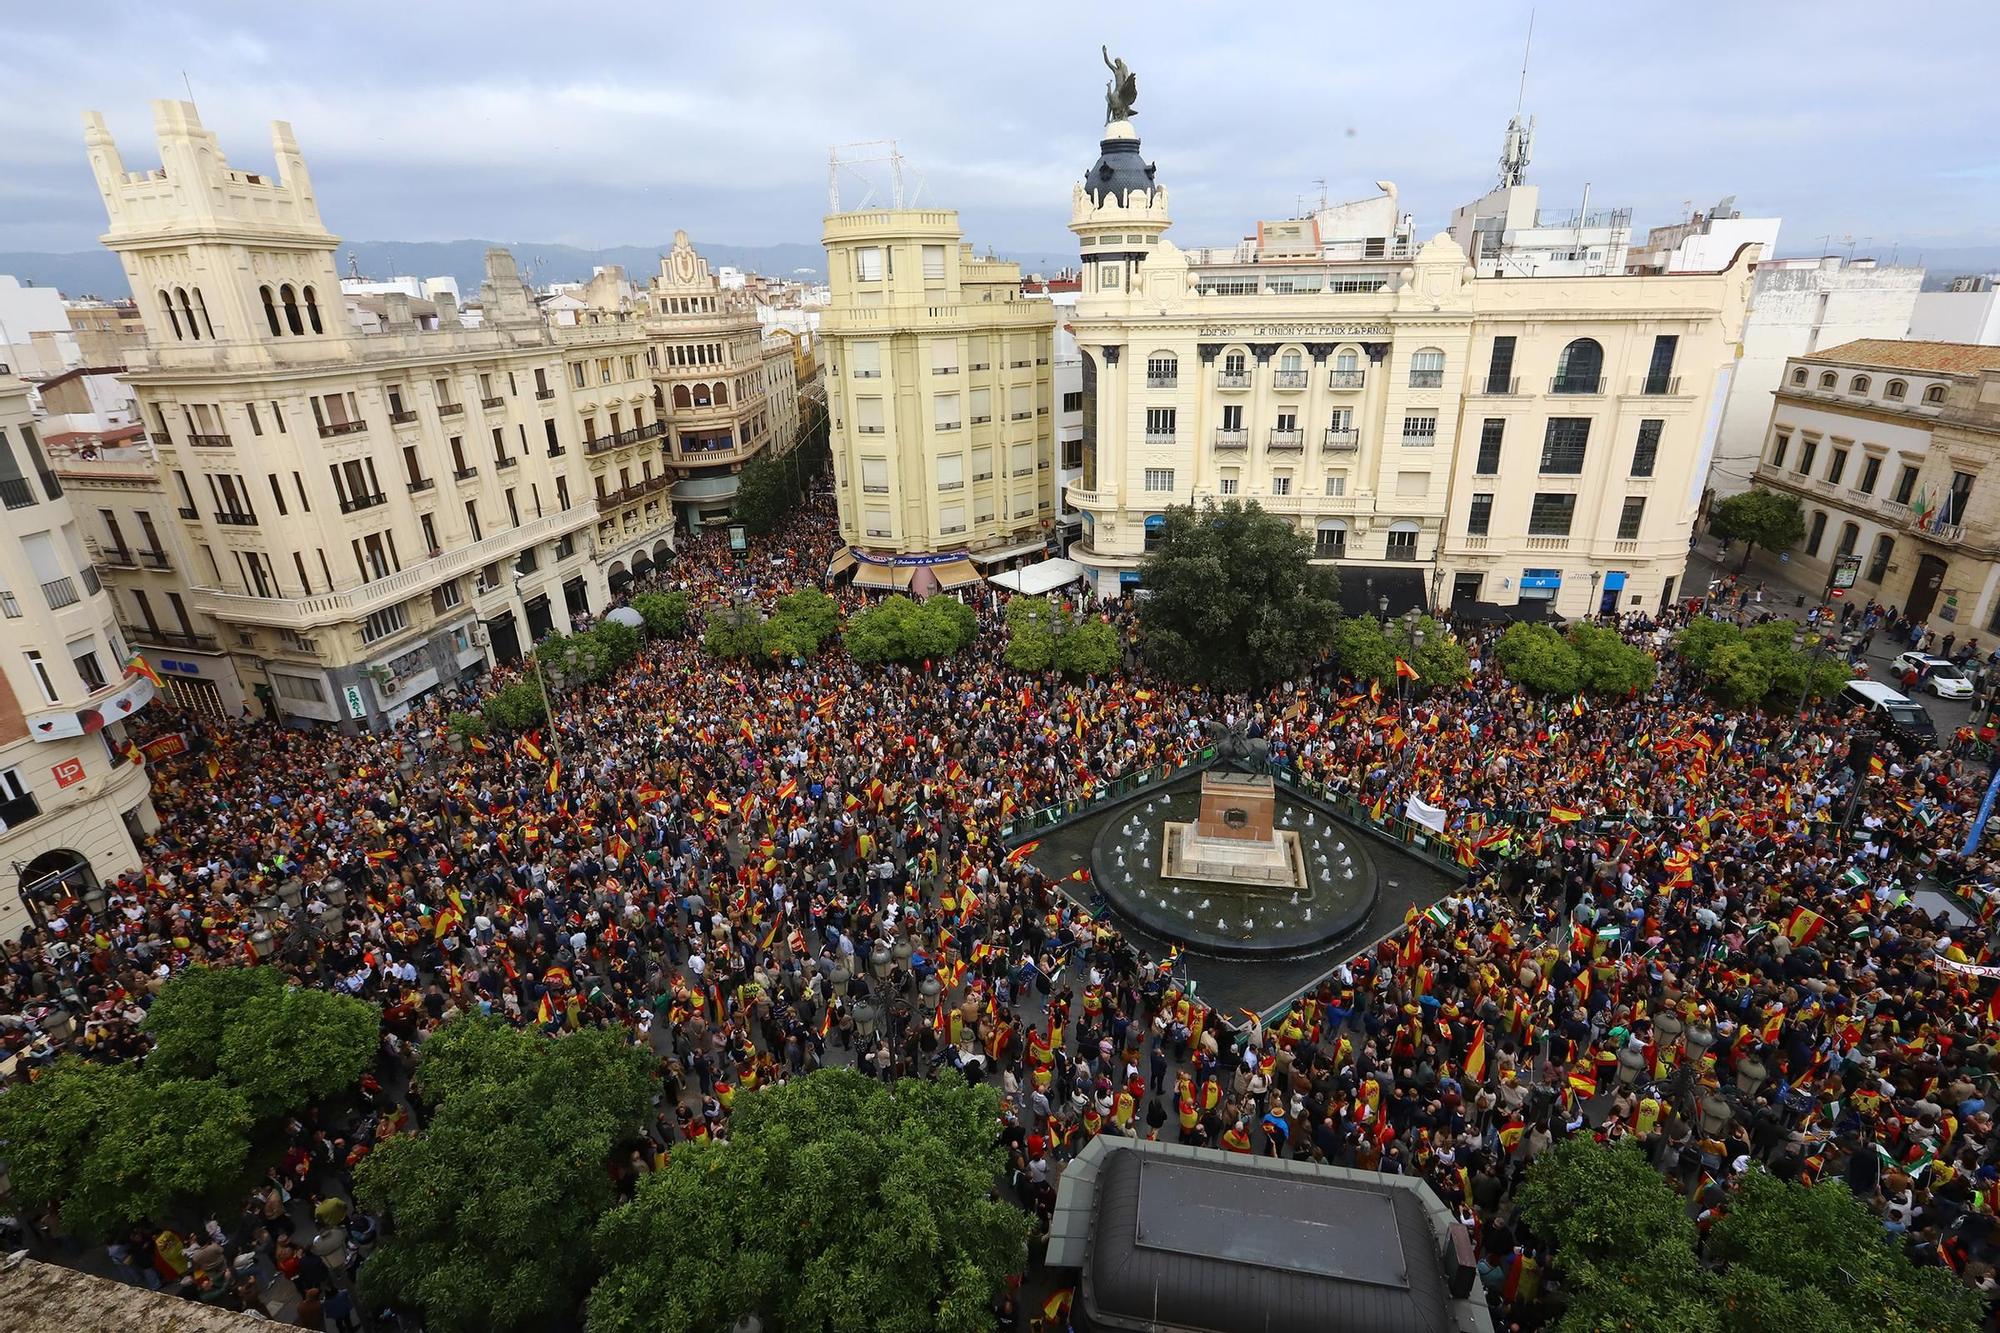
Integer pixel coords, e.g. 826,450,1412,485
6,2,1997,271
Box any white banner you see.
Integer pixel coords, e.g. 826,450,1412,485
1404,795,1447,834
1933,955,2000,979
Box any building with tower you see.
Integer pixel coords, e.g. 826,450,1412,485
78,100,658,729
1064,70,1757,617
819,208,1057,593
0,371,158,939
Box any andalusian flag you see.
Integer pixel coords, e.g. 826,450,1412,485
1394,656,1420,681
125,652,163,689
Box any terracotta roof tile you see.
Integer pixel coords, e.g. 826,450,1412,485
1805,339,2000,375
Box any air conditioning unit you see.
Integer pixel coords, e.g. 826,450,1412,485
378,674,400,696
472,625,491,648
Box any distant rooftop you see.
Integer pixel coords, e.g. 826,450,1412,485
1806,339,2000,375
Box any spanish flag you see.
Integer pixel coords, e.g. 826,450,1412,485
1041,1288,1074,1323
706,791,733,814
125,652,163,689
1394,656,1420,681
776,777,799,801
1985,986,2000,1027
467,734,491,754
520,735,546,764
1004,840,1042,867
1368,678,1382,703
1369,793,1387,822
546,760,562,795
1464,1021,1488,1083
818,1004,834,1039
1567,1064,1597,1098
1784,906,1827,949
1549,806,1584,823
366,848,397,865
536,994,553,1025
1498,1120,1526,1152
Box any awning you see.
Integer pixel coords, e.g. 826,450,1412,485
969,538,1048,566
827,548,858,580
931,559,983,590
631,553,654,575
1336,565,1429,619
607,568,633,590
852,562,914,592
987,557,1088,596
1451,598,1554,624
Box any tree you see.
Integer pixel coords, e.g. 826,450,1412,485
446,711,489,744
1673,618,1848,709
1516,1138,1717,1332
1673,616,1741,672
215,986,380,1120
1709,488,1806,573
1138,500,1341,691
771,588,841,656
0,1057,136,1219
702,603,769,659
588,618,642,673
630,590,690,638
141,964,284,1080
358,1021,656,1333
1330,616,1396,683
1401,615,1470,686
1495,622,1585,695
844,596,978,664
587,1070,1028,1333
482,679,547,731
64,1078,254,1241
1055,618,1122,677
1002,596,1062,672
733,449,800,535
1568,623,1658,695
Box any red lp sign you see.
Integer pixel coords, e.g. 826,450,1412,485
51,757,85,788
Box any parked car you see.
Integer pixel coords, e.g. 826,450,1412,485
1891,651,1975,699
1839,679,1939,755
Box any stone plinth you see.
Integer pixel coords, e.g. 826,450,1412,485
1163,821,1307,891
1194,770,1276,841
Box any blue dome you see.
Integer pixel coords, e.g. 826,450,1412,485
1085,132,1158,207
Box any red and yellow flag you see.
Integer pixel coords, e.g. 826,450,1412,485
1394,656,1420,681
546,759,562,795
125,652,164,689
1464,1022,1488,1083
1549,806,1584,823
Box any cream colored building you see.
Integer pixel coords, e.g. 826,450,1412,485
820,209,1056,593
80,100,663,728
1066,114,1756,616
1749,340,2000,633
0,373,157,939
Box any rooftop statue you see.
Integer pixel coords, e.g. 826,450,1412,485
1103,46,1138,124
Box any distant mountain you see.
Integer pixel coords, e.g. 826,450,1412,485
0,239,827,302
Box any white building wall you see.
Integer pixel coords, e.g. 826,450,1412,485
1910,290,2000,345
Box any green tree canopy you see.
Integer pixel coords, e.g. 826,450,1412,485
141,963,284,1080
1566,623,1659,695
1709,487,1807,573
1137,500,1341,692
214,985,380,1120
1330,615,1466,687
64,1077,254,1242
630,590,691,638
482,678,548,731
1494,622,1585,695
1054,617,1122,677
0,1057,137,1218
357,1021,657,1333
1001,596,1062,672
843,595,977,664
588,1069,1028,1333
733,450,802,535
1672,617,1848,708
772,588,842,656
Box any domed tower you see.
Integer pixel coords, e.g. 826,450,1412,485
1068,119,1171,301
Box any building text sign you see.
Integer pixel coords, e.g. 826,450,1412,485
343,685,368,720
1195,323,1391,338
51,757,85,788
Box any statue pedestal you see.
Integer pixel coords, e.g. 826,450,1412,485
1161,771,1305,891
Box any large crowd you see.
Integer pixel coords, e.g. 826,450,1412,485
6,490,2000,1330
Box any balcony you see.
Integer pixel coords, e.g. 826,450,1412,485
453,466,480,483
1214,429,1248,450
1313,541,1347,560
1408,370,1444,389
1324,428,1359,450
138,550,170,570
389,410,419,426
1217,371,1251,389
1550,377,1605,396
1524,535,1571,551
1476,376,1520,396
212,512,259,527
535,387,556,400
1634,376,1682,396
1327,369,1366,390
42,577,79,609
932,366,957,376
189,432,233,448
1612,540,1640,555
1400,432,1437,447
407,477,436,494
338,493,387,515
137,627,218,652
481,395,506,410
1458,536,1490,552
99,545,138,569
1273,370,1309,390
495,455,518,471
1384,545,1421,562
317,420,367,439
81,567,100,595
1147,375,1178,389
1143,433,1178,447
437,402,465,418
176,505,199,520
1268,429,1305,450
0,477,34,509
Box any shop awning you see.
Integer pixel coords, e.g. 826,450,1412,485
969,538,1049,566
987,557,1088,596
826,547,858,580
607,568,634,590
630,553,654,576
852,562,913,592
1336,565,1429,619
931,559,984,590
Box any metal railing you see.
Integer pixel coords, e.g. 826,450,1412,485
1324,428,1359,450
535,388,556,400
1217,371,1251,389
1550,376,1605,395
495,455,518,470
1636,375,1681,396
1400,431,1437,446
1146,375,1178,389
453,466,479,482
188,432,233,448
1477,376,1520,395
138,550,170,570
317,421,367,438
338,494,387,515
213,512,259,527
1268,428,1304,449
407,477,436,494
0,477,34,509
99,546,137,568
1408,370,1444,389
1214,429,1248,449
1273,370,1309,389
42,577,79,609
389,410,419,425
481,395,506,409
437,402,464,417
1327,369,1365,389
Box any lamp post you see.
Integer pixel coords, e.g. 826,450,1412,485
516,567,565,773
1793,627,1827,721
1377,594,1390,626
1589,570,1602,620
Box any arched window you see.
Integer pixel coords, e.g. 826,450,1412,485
1925,384,1947,404
1409,347,1445,387
713,382,728,405
1819,371,1838,389
280,284,303,336
159,290,183,340
1805,510,1827,557
176,288,200,340
1884,379,1907,400
1836,521,1860,557
303,286,323,334
691,383,711,407
1850,375,1870,394
672,384,692,409
1552,338,1603,393
1280,349,1302,372
1145,350,1177,387
1336,348,1358,372
1791,367,1807,385
261,286,281,336
1314,518,1347,558
193,288,215,338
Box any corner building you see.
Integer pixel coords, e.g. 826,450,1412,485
82,101,655,729
821,209,1057,594
1065,116,1757,616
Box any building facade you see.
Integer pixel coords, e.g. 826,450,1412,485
81,100,660,729
820,209,1057,592
1066,114,1756,615
1748,340,2000,632
0,373,158,939
1707,256,1924,499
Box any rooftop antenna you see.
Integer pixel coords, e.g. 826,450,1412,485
1314,178,1328,211
181,70,196,103
1498,10,1535,188
346,252,361,281
1514,9,1534,119
828,141,908,213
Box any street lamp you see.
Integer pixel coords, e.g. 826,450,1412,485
1589,570,1602,619
1377,594,1389,625
1793,628,1827,720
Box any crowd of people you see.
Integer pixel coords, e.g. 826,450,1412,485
6,489,2000,1330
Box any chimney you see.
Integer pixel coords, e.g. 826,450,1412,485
383,291,415,330
434,290,459,324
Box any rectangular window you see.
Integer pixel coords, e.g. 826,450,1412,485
464,501,482,542
1220,472,1239,495
246,402,262,436
1632,419,1662,477
1947,470,1975,525
1895,464,1919,505
1795,438,1818,475
1644,335,1679,393
1010,442,1034,476
1402,415,1437,444
1409,348,1446,387
267,473,289,516
1146,356,1178,388
1324,474,1346,497
1467,493,1494,536
921,244,946,280
971,446,993,481
1062,390,1083,412
1858,456,1881,494
855,398,885,434
1271,474,1292,496
863,506,892,538
1770,432,1789,470
1062,438,1083,470
1145,407,1177,439
1143,468,1175,492
860,457,890,493
855,247,885,282
25,650,59,704
929,340,959,374
1618,497,1647,540
1826,447,1849,487
360,603,408,644
933,393,960,431
1476,419,1504,474
1528,493,1577,536
1539,418,1590,474
969,387,991,423
937,453,964,490
1484,336,1516,393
